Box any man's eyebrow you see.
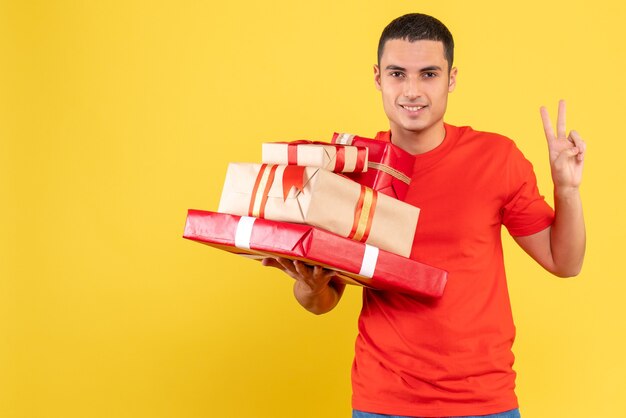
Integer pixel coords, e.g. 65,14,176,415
384,65,444,72
384,65,406,71
420,65,443,72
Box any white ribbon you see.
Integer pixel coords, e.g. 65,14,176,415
335,133,355,145
234,216,256,250
358,244,379,278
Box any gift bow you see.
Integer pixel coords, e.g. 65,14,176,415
281,165,306,201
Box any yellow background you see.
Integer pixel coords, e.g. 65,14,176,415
2,0,625,417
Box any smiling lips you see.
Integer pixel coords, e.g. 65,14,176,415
400,104,427,112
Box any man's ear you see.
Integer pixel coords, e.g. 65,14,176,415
374,64,382,91
448,67,458,92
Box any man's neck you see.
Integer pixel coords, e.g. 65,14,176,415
390,122,446,155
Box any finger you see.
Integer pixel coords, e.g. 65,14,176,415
569,130,585,150
293,259,314,278
261,257,283,269
557,99,567,139
569,130,586,161
275,257,299,276
560,147,581,159
540,106,555,142
312,265,335,281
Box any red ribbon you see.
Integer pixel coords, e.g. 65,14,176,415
249,164,279,218
353,148,365,172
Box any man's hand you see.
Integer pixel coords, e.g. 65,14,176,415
540,99,586,191
514,100,586,277
262,257,346,314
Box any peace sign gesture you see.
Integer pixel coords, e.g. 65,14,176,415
540,100,586,190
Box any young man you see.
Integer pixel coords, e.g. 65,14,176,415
263,13,586,418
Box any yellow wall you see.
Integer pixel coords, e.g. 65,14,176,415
2,1,625,417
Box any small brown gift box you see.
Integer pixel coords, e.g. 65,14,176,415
261,141,368,173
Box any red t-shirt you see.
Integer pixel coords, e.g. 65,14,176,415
351,124,555,416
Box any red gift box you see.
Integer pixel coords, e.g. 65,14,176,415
332,133,415,201
183,209,447,298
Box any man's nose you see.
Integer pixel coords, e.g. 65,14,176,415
403,76,420,99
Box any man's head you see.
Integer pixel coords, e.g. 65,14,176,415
377,13,454,72
374,14,457,151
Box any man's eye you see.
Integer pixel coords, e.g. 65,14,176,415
423,72,437,78
390,72,404,78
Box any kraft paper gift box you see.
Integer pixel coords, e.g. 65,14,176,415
183,210,447,298
217,163,420,258
261,141,369,173
332,132,415,201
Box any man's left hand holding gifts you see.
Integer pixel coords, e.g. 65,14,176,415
262,257,344,315
183,139,448,301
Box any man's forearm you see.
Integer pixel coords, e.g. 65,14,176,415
551,187,586,277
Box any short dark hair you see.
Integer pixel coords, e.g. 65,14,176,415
377,13,454,71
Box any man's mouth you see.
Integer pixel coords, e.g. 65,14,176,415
400,104,427,111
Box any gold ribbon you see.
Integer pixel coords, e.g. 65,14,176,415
349,186,378,243
367,161,411,184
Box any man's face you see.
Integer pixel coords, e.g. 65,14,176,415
375,39,457,138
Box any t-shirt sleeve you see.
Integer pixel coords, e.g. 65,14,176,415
501,144,555,237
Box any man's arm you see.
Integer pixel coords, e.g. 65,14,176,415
514,100,586,277
262,257,346,314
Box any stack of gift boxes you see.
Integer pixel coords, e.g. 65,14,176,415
183,134,448,298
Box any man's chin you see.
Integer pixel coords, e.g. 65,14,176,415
399,123,428,133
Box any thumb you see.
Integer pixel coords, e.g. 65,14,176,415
562,147,580,158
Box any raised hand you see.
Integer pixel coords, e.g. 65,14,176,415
540,100,586,190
